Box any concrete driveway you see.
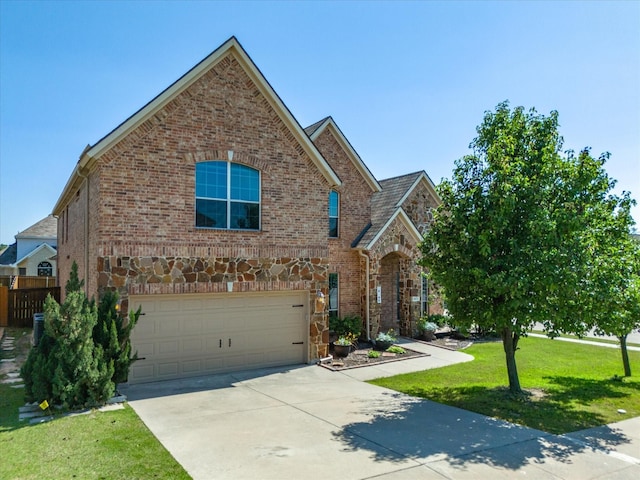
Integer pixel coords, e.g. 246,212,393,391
121,342,640,480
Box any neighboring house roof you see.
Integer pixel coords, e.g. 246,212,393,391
0,243,17,265
354,171,434,250
15,215,57,240
14,243,57,266
0,242,56,268
306,117,381,193
54,36,342,216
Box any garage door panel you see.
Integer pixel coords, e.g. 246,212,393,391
182,359,202,373
128,292,308,384
135,342,155,357
157,300,182,312
131,363,155,380
158,362,179,377
134,319,157,336
158,340,179,355
183,318,203,334
159,321,180,336
183,338,203,352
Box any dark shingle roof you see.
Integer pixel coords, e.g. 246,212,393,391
353,171,423,248
304,117,330,137
0,243,17,265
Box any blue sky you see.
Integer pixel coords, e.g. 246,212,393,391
1,0,638,245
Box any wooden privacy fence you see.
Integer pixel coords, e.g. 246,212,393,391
0,276,56,288
0,286,60,327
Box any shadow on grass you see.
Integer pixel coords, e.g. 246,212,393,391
0,384,28,433
332,387,633,472
543,375,640,406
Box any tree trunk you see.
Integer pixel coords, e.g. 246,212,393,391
619,335,632,377
501,326,522,395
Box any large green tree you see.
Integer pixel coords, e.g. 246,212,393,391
421,102,634,395
589,236,640,376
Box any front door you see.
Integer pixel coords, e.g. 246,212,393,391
379,253,401,333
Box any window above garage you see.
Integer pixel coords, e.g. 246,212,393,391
196,161,260,230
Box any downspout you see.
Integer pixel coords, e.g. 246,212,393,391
358,249,371,341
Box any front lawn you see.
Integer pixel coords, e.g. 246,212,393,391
370,336,640,434
0,328,190,480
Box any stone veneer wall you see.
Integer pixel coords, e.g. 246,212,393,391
96,247,330,359
366,218,423,337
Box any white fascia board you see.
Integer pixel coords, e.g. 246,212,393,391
310,118,381,193
366,208,422,249
14,243,57,266
395,172,440,208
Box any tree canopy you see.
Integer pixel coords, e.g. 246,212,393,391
421,102,635,394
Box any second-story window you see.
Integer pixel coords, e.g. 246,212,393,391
196,161,260,230
329,190,339,238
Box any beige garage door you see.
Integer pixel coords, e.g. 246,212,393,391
127,291,308,384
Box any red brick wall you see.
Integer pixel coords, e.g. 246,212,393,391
312,127,374,323
57,179,89,296
94,53,330,248
56,51,339,358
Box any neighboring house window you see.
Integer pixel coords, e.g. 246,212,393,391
329,190,339,238
421,275,429,317
328,273,339,319
18,268,26,276
38,262,53,277
196,161,260,230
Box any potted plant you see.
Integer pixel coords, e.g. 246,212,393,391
374,330,396,351
417,316,438,341
423,321,438,341
333,335,355,357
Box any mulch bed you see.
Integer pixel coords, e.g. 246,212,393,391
320,336,473,371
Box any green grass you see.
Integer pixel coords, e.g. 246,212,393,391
0,328,190,480
370,336,640,434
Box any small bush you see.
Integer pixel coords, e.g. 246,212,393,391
386,346,406,354
329,314,362,337
427,314,448,327
376,330,397,343
334,334,356,346
374,330,397,350
417,316,438,335
368,350,381,358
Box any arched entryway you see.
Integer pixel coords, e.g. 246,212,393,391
379,253,403,333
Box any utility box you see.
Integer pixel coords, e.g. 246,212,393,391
33,313,44,346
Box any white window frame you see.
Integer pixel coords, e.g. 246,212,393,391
195,161,261,230
328,272,339,319
329,190,339,238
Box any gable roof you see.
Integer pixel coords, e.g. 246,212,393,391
306,117,381,193
15,243,57,266
54,36,341,215
15,215,57,240
0,242,56,268
354,171,437,250
0,243,17,265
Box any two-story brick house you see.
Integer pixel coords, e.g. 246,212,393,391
53,37,440,384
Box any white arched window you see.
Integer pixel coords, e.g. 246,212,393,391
38,261,53,277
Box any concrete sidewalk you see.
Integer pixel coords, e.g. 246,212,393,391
529,332,640,351
122,342,640,480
